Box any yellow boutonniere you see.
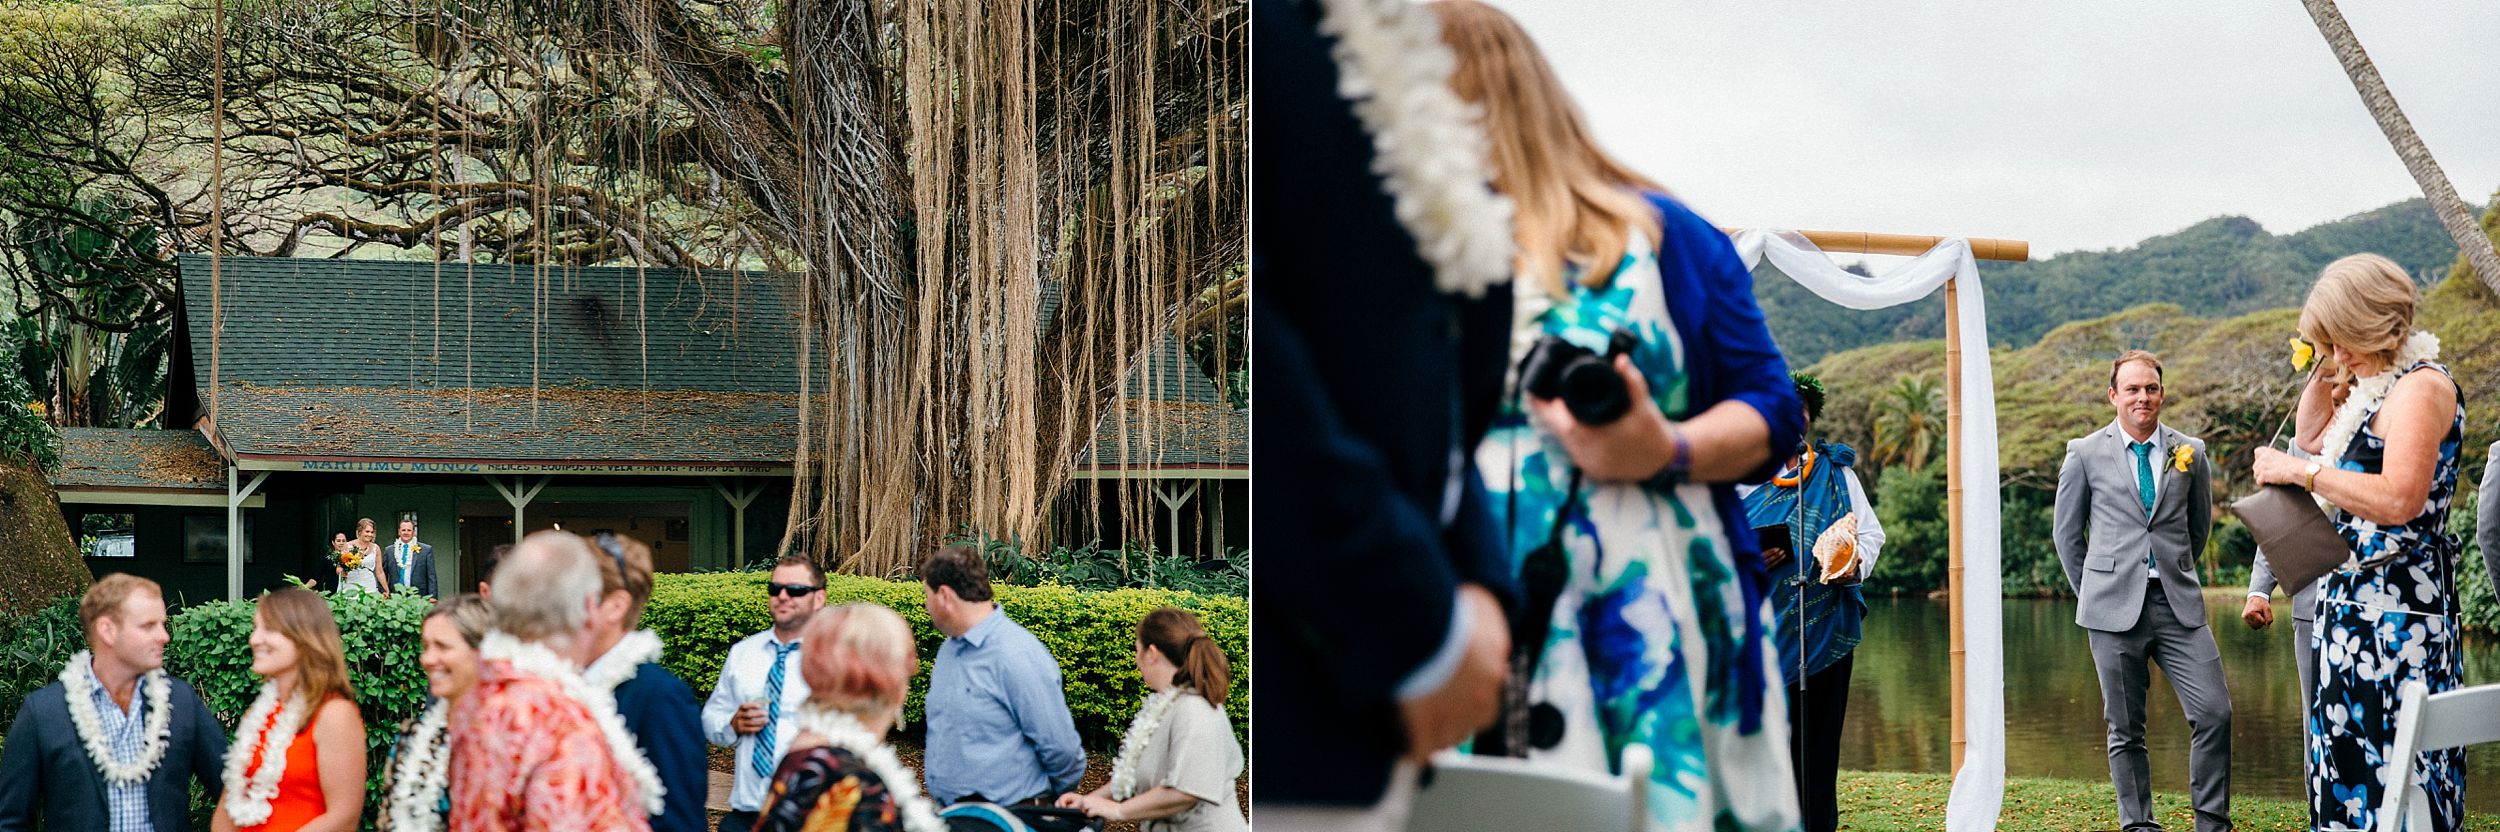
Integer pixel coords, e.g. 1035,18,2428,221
2170,444,2193,472
2288,337,2317,372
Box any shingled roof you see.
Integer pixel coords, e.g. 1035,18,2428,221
1079,334,1246,471
173,255,1237,473
179,255,800,466
54,428,229,493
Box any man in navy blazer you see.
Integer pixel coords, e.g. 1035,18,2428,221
1253,0,1523,824
582,533,708,832
0,574,228,832
382,518,438,597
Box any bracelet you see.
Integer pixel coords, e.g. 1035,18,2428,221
2304,467,2319,492
1650,424,1692,486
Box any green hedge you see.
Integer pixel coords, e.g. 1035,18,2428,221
641,572,1247,752
163,587,435,808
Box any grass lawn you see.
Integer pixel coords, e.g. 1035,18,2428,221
1837,770,2500,831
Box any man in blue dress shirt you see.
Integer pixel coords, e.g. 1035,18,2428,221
920,543,1085,806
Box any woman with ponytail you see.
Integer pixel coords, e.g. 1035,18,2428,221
1055,608,1245,831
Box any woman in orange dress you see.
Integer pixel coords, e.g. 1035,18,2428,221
212,587,368,832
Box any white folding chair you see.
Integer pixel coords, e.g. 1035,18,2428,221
1404,745,1653,832
2377,680,2500,832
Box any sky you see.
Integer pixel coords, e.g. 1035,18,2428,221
1482,1,2500,259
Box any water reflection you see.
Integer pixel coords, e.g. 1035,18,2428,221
1842,596,2500,811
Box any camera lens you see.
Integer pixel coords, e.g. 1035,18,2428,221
1559,357,1631,425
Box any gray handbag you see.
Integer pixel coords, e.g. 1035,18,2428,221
2233,483,2347,597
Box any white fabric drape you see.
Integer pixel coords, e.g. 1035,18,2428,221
1731,230,2006,832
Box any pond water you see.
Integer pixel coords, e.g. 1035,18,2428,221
1842,595,2500,812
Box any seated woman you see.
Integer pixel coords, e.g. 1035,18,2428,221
753,603,941,832
212,587,367,832
1056,607,1245,831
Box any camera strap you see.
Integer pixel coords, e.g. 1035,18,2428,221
1479,362,1583,758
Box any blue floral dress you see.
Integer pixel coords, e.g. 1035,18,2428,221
1475,232,1799,832
2307,360,2466,832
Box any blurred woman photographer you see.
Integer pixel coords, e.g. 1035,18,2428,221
1436,2,1803,829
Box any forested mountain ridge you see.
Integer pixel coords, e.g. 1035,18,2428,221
1754,198,2458,365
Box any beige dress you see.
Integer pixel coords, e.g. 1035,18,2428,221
1130,691,1246,832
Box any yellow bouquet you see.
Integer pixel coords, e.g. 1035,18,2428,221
333,548,364,571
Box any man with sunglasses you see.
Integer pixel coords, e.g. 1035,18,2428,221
700,555,827,832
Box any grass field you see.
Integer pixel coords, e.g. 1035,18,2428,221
1836,770,2500,831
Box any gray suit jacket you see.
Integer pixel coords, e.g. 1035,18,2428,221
2480,441,2499,603
381,540,437,596
0,676,227,832
2248,546,2320,623
2056,422,2214,632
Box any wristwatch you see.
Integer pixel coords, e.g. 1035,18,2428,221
2302,462,2322,492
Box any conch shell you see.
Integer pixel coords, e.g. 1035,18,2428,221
1813,514,1859,584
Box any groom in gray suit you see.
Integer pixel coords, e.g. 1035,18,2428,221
2479,442,2499,598
2055,350,2231,832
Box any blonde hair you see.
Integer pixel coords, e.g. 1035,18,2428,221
799,603,920,724
79,574,163,644
2299,253,2418,378
256,587,357,706
1431,0,1664,296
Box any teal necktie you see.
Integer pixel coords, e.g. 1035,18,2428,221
2131,441,2156,518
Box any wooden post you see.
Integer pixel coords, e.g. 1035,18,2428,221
1945,279,1968,772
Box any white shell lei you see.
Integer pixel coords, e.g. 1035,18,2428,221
58,651,173,785
220,682,309,827
1107,688,1183,800
789,705,946,832
384,699,450,832
1315,0,1515,299
2313,331,2440,515
583,630,666,693
480,632,667,815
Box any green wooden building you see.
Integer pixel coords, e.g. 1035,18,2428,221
54,255,1241,602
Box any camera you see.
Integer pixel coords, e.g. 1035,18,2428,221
1517,328,1641,426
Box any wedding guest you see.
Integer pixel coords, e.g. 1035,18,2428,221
339,519,387,596
921,544,1085,807
2479,444,2498,601
450,531,652,831
2243,537,2322,716
1436,2,1803,827
1254,0,1521,826
2058,350,2229,832
379,594,491,832
213,587,368,832
380,520,437,598
1055,608,1245,832
478,544,512,597
1737,375,1882,832
702,556,827,832
750,603,941,832
0,574,229,832
583,533,706,832
2252,253,2467,832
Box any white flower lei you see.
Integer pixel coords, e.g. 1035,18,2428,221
57,651,173,785
384,699,451,832
788,705,946,832
479,632,667,815
583,630,665,693
1107,688,1184,800
2313,331,2440,515
1315,0,1515,299
220,681,310,827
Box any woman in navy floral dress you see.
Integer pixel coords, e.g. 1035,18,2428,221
2252,253,2466,832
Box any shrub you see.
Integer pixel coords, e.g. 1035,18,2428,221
952,532,1248,597
641,571,1247,752
2452,484,2498,637
1868,465,1948,595
0,595,82,729
163,586,434,828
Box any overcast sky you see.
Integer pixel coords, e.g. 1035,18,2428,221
1481,1,2500,259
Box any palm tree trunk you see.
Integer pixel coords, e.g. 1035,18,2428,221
2301,0,2500,293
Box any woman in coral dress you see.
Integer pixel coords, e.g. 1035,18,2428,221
212,587,368,832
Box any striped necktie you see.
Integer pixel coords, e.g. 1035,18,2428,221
751,640,801,778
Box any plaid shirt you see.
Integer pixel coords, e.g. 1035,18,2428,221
84,665,151,832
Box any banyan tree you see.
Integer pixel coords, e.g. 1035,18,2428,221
25,0,1244,575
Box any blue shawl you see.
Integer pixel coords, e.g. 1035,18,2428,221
1744,441,1869,683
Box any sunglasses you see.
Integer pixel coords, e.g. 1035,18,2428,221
767,582,822,598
